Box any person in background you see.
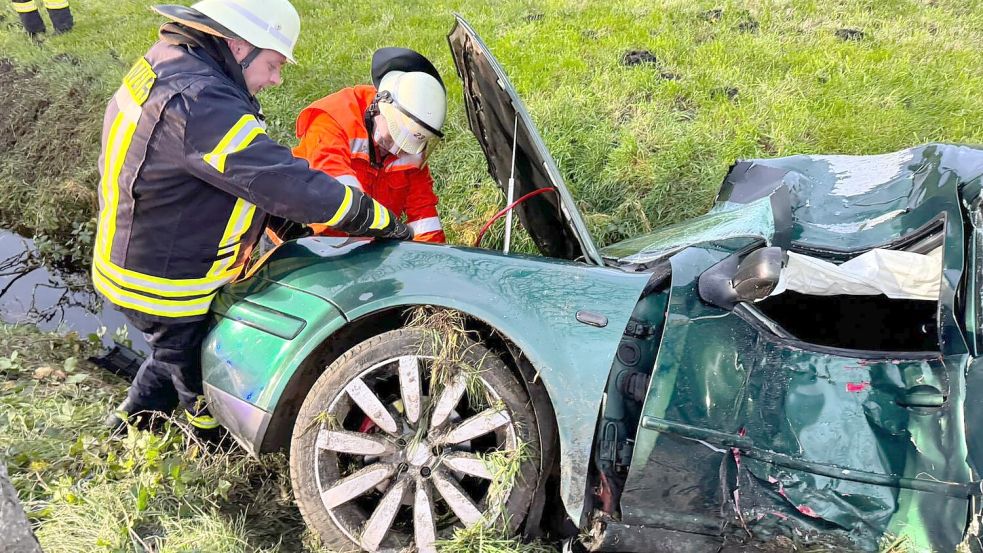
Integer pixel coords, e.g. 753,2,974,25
10,0,73,36
293,47,448,243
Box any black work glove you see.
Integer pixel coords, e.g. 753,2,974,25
333,187,415,240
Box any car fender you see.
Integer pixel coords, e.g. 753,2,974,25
204,237,650,523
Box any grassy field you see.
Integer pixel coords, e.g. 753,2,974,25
0,325,321,552
2,0,983,551
1,0,982,251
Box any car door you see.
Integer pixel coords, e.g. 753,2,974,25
621,236,974,552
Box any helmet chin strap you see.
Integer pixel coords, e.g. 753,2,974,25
239,46,262,70
365,97,383,169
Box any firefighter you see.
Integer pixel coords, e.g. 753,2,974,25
293,48,448,243
98,0,412,433
10,0,73,36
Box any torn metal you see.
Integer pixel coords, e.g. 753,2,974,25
593,144,983,552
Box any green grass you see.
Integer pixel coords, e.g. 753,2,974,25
0,325,320,552
2,0,983,550
2,0,982,251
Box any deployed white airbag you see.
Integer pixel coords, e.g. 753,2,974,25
771,248,942,301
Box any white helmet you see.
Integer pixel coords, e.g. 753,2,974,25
377,70,447,156
153,0,300,62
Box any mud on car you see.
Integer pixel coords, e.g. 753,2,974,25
200,16,983,553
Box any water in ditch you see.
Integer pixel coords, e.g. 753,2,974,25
0,229,148,353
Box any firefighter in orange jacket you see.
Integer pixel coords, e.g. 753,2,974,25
293,48,447,243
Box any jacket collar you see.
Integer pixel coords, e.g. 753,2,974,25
159,23,260,111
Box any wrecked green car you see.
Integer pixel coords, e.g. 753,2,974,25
200,16,983,553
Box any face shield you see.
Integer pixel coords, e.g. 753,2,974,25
377,94,442,166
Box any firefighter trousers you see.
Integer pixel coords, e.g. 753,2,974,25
122,311,210,416
10,0,73,35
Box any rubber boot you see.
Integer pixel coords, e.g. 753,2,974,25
45,4,72,33
104,398,133,433
105,398,169,433
184,407,227,446
15,9,46,36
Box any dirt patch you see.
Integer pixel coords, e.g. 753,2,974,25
620,50,681,80
52,52,81,66
673,95,698,121
757,135,778,155
736,18,759,33
835,28,865,41
711,86,740,101
0,57,102,245
700,9,723,22
0,59,40,154
621,49,658,66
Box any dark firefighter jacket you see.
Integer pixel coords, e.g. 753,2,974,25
93,28,392,321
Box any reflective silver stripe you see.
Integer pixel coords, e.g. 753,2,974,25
43,0,69,10
114,84,143,123
369,200,390,230
203,115,265,173
408,216,442,235
224,2,292,50
350,138,370,156
387,153,424,169
334,174,363,190
220,200,256,249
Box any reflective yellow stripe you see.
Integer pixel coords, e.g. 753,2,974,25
12,1,37,13
207,198,256,276
43,0,68,9
369,199,390,230
92,267,216,318
96,105,138,272
185,410,219,429
92,62,233,318
94,255,237,298
122,58,156,106
323,185,353,227
203,114,265,173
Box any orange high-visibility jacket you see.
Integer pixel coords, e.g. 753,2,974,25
293,85,446,243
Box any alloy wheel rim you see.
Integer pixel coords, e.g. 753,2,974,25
313,354,520,552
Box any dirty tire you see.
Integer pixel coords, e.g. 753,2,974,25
290,329,541,552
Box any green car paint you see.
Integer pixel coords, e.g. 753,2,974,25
616,143,983,551
200,12,983,551
203,238,651,522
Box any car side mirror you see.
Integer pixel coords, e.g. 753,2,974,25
732,247,783,301
699,246,784,310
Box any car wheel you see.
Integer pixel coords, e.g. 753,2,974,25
290,328,541,552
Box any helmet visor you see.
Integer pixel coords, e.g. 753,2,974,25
378,100,441,158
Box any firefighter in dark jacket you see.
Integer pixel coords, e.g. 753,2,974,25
98,0,412,432
10,0,73,36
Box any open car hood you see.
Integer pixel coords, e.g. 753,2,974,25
447,16,603,264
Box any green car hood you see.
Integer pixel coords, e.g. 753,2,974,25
447,16,603,265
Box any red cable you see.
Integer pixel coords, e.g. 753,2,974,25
474,187,557,248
